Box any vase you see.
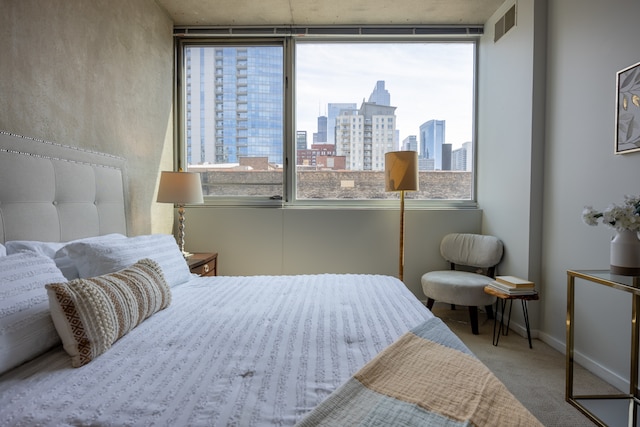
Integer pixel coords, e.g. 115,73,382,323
610,229,640,276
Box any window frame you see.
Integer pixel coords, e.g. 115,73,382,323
175,28,481,209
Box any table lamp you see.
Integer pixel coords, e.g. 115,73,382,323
157,170,204,257
385,151,419,282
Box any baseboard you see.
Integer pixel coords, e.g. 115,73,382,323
497,319,628,393
536,330,628,393
426,300,630,394
536,330,565,353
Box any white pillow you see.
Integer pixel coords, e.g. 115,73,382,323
0,252,68,374
6,234,128,280
5,240,64,258
59,234,191,287
0,243,5,257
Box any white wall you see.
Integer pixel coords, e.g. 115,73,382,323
477,0,546,334
541,0,640,389
183,207,482,299
481,0,640,390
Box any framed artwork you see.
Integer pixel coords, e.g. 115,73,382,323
615,61,640,154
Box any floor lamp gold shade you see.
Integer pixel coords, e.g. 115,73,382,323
385,151,419,282
157,171,204,257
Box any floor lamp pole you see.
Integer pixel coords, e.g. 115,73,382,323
399,189,406,282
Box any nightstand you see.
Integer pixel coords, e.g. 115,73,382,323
187,252,218,276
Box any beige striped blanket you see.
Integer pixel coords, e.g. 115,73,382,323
297,317,542,426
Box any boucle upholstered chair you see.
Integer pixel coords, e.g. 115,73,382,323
421,233,504,335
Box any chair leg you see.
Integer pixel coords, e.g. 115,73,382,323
469,306,479,335
426,298,435,309
451,304,456,310
485,305,494,320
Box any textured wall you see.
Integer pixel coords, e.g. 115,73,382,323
0,0,174,236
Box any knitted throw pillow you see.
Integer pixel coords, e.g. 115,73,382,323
46,258,172,367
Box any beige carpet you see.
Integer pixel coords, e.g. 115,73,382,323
432,303,619,427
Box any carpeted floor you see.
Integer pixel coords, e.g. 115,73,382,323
431,303,619,427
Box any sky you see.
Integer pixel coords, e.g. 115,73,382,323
295,42,475,150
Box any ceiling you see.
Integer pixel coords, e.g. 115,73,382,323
156,0,505,27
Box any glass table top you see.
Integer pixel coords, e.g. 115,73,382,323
569,269,640,291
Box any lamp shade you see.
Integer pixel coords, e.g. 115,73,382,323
385,151,419,192
157,171,204,204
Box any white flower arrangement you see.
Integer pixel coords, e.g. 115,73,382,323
582,195,640,232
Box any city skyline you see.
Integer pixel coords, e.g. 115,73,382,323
182,42,473,201
296,42,475,150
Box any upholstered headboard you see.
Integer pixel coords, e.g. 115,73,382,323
0,131,129,244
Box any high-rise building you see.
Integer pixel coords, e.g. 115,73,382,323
402,135,418,151
296,131,307,150
327,103,357,145
463,141,473,171
419,158,435,171
336,101,396,171
419,119,446,170
313,116,328,143
185,46,283,166
442,143,452,171
452,141,473,171
368,80,391,106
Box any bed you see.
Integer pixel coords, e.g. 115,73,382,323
0,131,541,426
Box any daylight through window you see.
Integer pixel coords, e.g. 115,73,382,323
177,35,477,206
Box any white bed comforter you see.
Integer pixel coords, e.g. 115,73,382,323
0,274,432,427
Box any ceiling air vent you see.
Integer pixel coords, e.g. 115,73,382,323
494,4,516,42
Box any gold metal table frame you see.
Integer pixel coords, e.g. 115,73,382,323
566,270,640,427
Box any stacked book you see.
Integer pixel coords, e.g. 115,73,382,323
487,275,537,295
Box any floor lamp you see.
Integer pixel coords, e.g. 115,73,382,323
157,170,204,258
385,151,419,282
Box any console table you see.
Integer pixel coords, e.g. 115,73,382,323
566,270,640,427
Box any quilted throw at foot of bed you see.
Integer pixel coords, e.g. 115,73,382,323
297,317,542,427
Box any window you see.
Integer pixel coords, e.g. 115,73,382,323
176,29,478,206
178,42,284,202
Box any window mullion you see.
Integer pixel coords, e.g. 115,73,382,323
284,37,295,204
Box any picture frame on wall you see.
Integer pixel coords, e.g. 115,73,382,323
615,61,640,154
